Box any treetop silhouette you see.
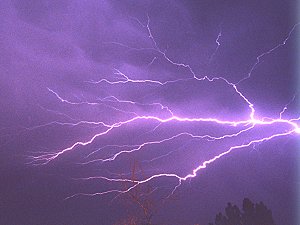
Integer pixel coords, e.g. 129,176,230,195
209,198,276,225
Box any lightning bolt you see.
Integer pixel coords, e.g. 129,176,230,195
237,22,300,85
22,15,300,201
209,26,222,63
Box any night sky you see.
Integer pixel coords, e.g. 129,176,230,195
0,0,299,225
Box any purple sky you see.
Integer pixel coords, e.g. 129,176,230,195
0,0,299,224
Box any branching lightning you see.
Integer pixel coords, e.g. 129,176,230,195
23,15,300,201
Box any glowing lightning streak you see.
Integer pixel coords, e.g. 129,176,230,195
32,107,300,165
279,94,296,119
86,68,192,85
237,22,300,85
97,95,174,116
26,15,300,201
145,14,199,79
93,19,299,90
147,56,157,67
64,129,297,200
80,124,256,165
89,70,256,120
94,14,198,84
47,88,139,116
209,28,222,62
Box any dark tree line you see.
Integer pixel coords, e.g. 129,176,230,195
208,198,276,225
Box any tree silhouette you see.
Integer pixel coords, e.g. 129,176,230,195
115,160,181,225
115,160,157,225
208,198,276,225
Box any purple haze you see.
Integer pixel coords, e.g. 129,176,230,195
0,0,299,225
